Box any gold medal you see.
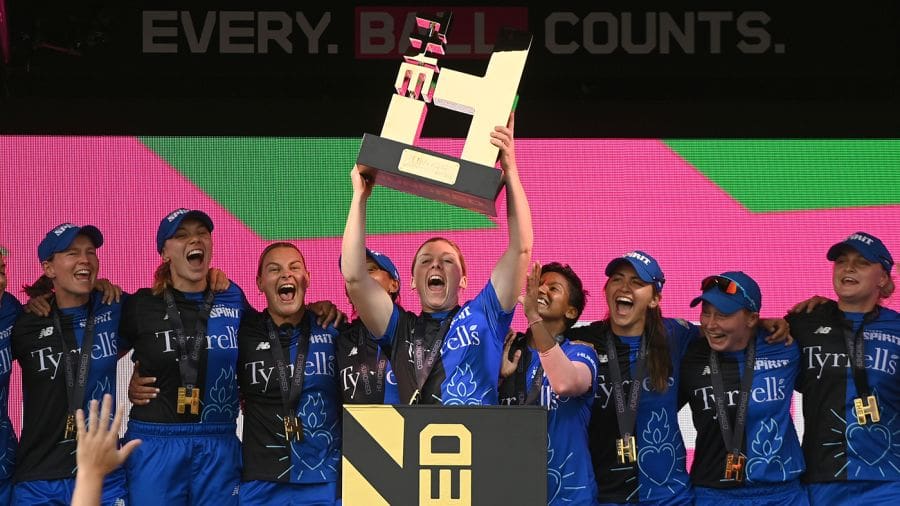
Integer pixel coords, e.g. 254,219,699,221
177,386,201,415
616,435,637,464
854,395,880,425
63,413,77,440
283,416,303,442
724,452,746,482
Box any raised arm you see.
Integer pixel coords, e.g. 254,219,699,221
490,112,533,311
521,262,591,396
340,165,395,337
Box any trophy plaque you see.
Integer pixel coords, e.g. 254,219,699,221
356,12,532,216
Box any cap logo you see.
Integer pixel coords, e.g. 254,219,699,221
166,209,189,222
848,233,874,245
625,251,652,266
53,223,76,236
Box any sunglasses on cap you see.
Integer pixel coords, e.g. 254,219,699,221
700,275,759,312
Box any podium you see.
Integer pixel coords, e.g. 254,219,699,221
342,405,547,505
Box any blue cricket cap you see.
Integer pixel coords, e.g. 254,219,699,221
156,208,214,253
38,223,104,262
605,250,665,292
690,271,762,314
339,248,400,287
827,231,894,273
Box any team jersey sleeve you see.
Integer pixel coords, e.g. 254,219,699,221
668,318,700,360
376,304,402,348
566,342,600,395
472,280,515,344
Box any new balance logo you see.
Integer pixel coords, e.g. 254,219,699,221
255,342,270,351
701,366,711,376
813,326,832,334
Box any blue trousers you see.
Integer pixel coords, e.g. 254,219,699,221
124,420,240,506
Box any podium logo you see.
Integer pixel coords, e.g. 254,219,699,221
342,405,546,505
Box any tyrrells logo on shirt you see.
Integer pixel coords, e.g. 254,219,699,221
595,375,676,409
245,351,335,391
153,325,239,353
691,376,787,413
340,365,396,398
802,344,898,379
30,332,120,380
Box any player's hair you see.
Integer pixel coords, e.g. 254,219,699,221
256,242,307,279
540,262,587,329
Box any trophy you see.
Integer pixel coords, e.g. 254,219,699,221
356,12,532,216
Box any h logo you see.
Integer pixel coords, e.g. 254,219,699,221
381,13,531,167
854,395,881,424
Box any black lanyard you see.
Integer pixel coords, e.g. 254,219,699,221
163,289,215,389
524,333,566,406
605,331,647,444
407,306,460,403
353,324,387,398
52,299,96,418
709,337,757,456
841,307,880,399
265,313,312,417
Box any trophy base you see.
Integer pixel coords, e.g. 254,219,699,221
357,133,503,216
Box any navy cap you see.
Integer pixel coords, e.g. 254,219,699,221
339,248,401,287
156,209,214,253
690,271,762,314
38,223,104,262
605,250,665,292
827,232,894,273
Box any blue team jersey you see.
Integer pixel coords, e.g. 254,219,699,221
183,286,245,423
682,328,805,488
380,281,515,405
573,317,697,503
524,339,599,505
790,303,900,483
0,292,22,480
12,292,127,481
59,297,125,404
239,310,341,484
288,313,341,483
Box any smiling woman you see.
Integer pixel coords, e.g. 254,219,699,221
237,242,341,505
680,271,807,505
119,208,247,506
567,250,697,505
11,223,129,504
787,232,900,505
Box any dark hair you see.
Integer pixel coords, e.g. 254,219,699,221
412,237,467,276
643,302,672,392
540,262,587,329
23,275,54,298
256,242,307,279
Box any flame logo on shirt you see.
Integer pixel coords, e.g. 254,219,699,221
443,364,488,405
202,367,237,422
